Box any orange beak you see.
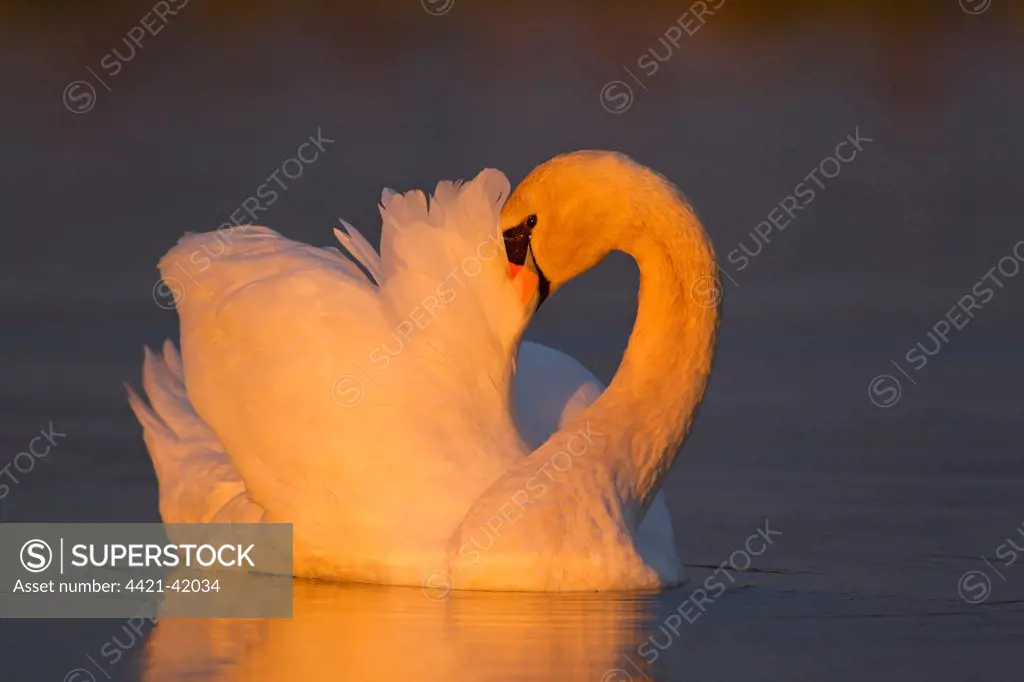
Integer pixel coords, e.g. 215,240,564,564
508,262,540,307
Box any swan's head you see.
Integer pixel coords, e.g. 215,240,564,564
502,150,677,306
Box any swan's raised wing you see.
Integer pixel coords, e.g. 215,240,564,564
151,170,529,573
131,224,381,525
126,339,265,523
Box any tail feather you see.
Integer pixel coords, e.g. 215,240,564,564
139,346,211,448
161,338,184,380
334,220,383,285
128,342,265,524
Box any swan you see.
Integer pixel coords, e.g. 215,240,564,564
128,150,717,591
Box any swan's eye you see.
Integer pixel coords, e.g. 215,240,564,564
525,214,537,229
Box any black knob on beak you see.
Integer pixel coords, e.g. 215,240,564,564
502,221,550,306
503,223,531,267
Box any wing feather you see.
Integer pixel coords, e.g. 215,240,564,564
141,170,527,563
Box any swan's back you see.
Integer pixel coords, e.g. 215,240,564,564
156,170,530,582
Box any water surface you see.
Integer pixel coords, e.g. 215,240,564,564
1,2,1023,680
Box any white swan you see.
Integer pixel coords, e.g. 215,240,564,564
128,151,717,591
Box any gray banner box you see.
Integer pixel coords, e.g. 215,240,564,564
0,523,293,618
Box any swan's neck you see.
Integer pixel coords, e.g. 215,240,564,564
592,200,719,517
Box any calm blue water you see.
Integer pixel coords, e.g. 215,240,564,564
1,2,1023,680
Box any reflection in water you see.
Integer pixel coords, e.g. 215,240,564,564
143,580,657,682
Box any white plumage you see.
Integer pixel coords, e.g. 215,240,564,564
129,153,715,591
